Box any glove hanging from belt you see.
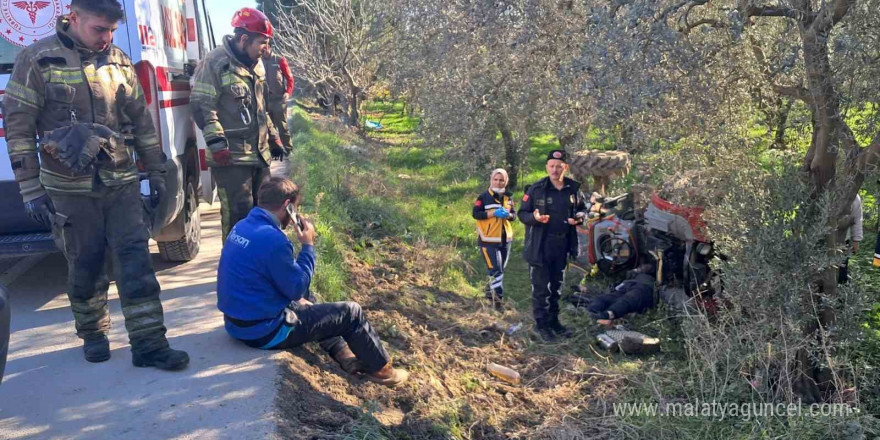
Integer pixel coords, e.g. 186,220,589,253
40,123,124,175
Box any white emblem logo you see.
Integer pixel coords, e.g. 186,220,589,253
1,0,68,47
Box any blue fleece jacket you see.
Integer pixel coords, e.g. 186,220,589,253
217,207,315,340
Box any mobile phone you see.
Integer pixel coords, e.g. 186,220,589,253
286,203,304,231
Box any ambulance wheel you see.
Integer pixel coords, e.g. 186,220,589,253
158,181,201,262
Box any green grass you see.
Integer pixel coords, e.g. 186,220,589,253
285,100,880,437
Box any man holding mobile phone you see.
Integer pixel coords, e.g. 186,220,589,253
216,177,409,387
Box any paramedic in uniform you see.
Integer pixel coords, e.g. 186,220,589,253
472,168,515,310
190,7,286,241
3,0,189,369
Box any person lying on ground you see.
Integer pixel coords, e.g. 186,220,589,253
216,177,409,387
472,168,516,311
587,273,656,326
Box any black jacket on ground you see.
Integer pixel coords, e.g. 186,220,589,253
588,273,656,319
517,176,587,266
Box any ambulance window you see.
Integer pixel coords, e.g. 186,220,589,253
0,38,21,73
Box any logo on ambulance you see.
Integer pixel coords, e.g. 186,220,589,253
0,0,69,47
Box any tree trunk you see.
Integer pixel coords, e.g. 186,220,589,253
341,68,360,127
770,99,793,150
792,15,867,403
349,87,360,127
498,117,520,189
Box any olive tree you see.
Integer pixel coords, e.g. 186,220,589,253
563,0,880,405
271,0,387,127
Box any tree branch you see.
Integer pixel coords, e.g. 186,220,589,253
657,0,707,24
743,5,802,20
682,18,722,33
772,85,812,105
858,133,880,172
813,0,854,34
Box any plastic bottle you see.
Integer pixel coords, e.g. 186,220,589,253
487,362,521,385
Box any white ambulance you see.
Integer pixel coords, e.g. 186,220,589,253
0,0,218,260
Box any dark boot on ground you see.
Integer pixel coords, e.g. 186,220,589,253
132,347,190,371
549,318,574,338
537,326,557,343
365,360,409,387
490,291,504,312
332,346,365,375
83,334,110,363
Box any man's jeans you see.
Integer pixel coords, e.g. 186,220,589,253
245,294,390,373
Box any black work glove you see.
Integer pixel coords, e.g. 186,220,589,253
270,139,286,160
208,137,233,166
25,194,55,228
149,172,166,207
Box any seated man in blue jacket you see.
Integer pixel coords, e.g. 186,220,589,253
217,177,409,387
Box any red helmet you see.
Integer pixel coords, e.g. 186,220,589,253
231,7,274,38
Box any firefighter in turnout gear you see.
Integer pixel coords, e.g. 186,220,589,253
517,150,588,342
263,44,294,156
190,7,284,241
2,0,189,369
472,169,515,311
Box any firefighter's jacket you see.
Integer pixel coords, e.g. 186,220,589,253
472,189,515,244
191,36,278,167
263,53,293,107
3,16,164,200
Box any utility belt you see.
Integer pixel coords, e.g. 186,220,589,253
224,306,300,329
224,315,264,327
40,122,130,175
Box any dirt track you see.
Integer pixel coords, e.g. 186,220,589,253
275,238,621,439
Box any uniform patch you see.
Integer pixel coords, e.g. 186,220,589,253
553,151,563,159
523,194,530,202
475,199,483,207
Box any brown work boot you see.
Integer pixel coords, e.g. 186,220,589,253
365,361,410,387
332,346,365,375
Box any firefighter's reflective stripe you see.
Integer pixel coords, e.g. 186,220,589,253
192,82,218,98
7,139,37,155
40,168,94,193
131,80,143,100
98,168,139,185
5,81,41,108
82,64,98,84
203,120,225,138
136,133,161,149
46,68,85,84
220,72,248,88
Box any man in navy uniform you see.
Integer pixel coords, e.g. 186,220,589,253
518,150,588,342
